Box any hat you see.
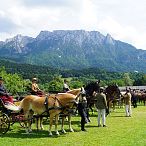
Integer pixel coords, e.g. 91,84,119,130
32,78,37,81
99,87,104,91
0,77,3,81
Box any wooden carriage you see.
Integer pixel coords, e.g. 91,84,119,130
0,99,25,135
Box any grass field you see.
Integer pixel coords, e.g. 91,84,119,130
1,105,146,146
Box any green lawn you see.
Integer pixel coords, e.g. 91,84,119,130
1,106,146,146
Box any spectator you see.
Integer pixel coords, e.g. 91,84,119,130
95,87,107,127
124,89,132,117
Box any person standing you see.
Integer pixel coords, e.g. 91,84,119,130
77,90,89,131
0,77,14,104
95,87,107,127
124,89,132,117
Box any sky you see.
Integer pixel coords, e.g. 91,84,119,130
0,0,146,49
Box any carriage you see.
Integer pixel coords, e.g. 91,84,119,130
0,98,25,135
0,91,79,136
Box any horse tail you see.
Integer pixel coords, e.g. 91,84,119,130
14,99,24,113
14,97,27,112
5,99,24,113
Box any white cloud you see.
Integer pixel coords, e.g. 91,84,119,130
0,0,146,49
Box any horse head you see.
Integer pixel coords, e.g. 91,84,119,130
84,80,100,96
105,84,120,100
56,93,78,114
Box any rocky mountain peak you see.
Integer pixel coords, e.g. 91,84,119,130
104,33,115,45
36,31,53,40
4,34,34,53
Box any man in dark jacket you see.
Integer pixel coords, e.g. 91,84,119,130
77,90,89,131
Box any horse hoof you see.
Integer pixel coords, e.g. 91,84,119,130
62,129,67,133
70,128,74,132
29,129,32,133
40,127,44,130
49,132,53,136
56,131,60,135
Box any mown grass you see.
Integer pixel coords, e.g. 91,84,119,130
1,105,146,146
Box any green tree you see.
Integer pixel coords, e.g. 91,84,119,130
43,76,63,92
70,80,83,89
140,75,146,85
0,67,29,95
123,73,134,86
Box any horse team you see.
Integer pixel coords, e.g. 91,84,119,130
14,81,99,136
12,82,146,136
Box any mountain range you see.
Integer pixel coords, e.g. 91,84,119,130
0,30,146,72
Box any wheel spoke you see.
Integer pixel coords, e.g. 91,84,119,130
0,113,10,134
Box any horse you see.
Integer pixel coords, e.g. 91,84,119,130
60,88,81,133
105,84,121,112
133,90,146,106
34,88,81,134
18,93,78,136
84,80,100,114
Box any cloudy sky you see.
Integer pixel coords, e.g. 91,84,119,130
0,0,146,49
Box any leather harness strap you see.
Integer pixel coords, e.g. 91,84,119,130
43,94,78,116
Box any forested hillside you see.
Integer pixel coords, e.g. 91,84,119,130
0,58,145,86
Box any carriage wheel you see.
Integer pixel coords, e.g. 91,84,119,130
10,113,25,128
0,113,10,135
19,114,25,128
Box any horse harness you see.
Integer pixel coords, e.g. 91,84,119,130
44,94,78,116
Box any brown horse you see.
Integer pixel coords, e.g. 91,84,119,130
105,85,121,112
36,88,81,134
18,93,78,136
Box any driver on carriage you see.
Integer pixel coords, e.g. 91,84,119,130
31,78,44,96
0,77,14,104
63,79,70,92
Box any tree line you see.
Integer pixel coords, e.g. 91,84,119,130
0,59,146,96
